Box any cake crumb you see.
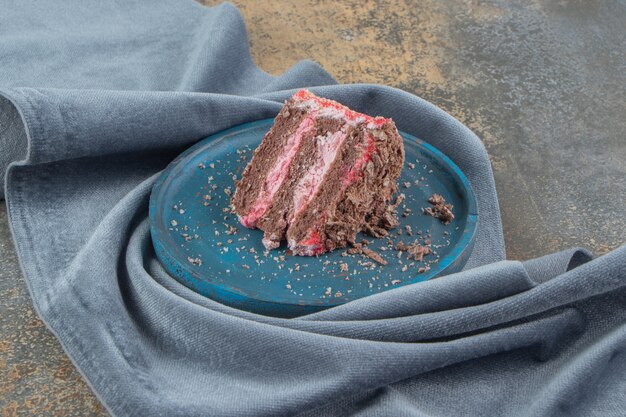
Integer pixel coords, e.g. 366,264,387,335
209,163,215,169
170,220,178,227
198,163,206,169
339,263,349,272
405,225,413,236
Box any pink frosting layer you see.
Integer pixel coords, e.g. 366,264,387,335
290,129,348,223
293,90,389,127
239,116,315,228
290,133,378,255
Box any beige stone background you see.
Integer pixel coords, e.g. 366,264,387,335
1,0,624,415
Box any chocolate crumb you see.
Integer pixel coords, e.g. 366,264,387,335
424,193,454,224
362,247,388,265
395,242,432,261
348,243,387,265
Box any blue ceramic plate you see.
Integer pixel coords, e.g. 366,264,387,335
150,119,477,317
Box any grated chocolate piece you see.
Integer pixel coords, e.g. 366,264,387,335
424,193,454,225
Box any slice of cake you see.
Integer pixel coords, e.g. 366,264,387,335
232,90,405,256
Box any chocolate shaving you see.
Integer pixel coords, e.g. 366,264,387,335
362,247,387,265
424,193,454,225
363,223,388,238
395,241,432,262
349,243,388,265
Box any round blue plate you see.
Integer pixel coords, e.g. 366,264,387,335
150,119,477,318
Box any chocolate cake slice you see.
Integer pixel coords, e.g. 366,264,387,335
232,90,405,256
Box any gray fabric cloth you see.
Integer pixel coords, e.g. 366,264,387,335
0,1,624,416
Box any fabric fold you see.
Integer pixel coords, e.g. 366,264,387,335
0,1,624,416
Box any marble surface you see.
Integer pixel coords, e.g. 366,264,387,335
1,1,624,415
